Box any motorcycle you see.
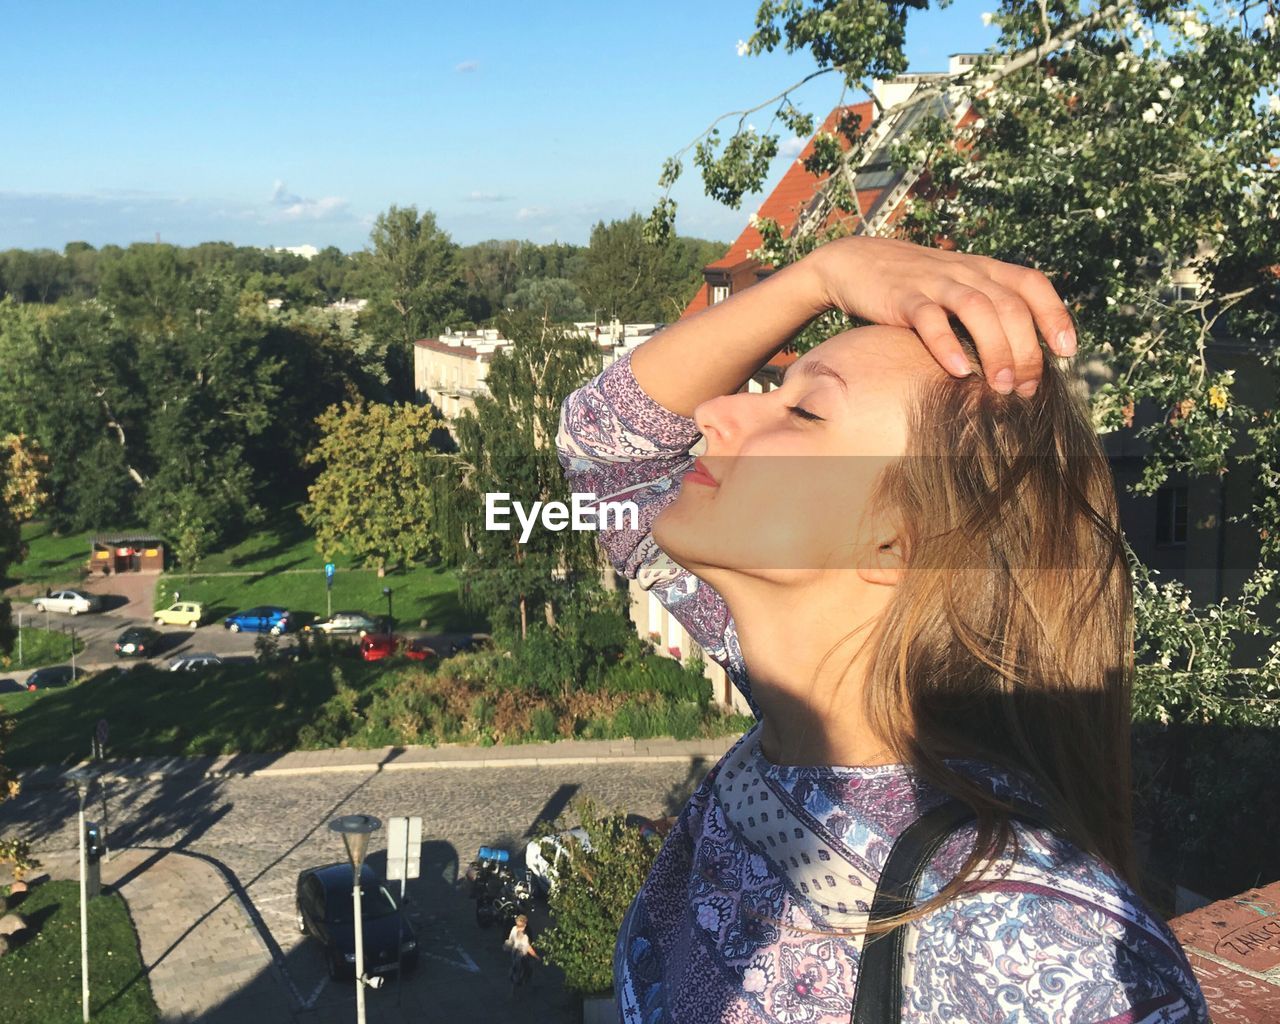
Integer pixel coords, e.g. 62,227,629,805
467,846,534,929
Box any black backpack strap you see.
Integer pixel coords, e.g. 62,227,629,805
850,796,1055,1024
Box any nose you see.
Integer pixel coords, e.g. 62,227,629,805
692,394,736,454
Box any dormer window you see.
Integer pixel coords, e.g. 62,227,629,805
711,284,730,304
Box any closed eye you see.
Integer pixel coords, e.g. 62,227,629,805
788,406,824,422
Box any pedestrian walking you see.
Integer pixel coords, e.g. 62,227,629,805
503,914,538,995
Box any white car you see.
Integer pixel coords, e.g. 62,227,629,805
524,815,666,896
524,828,590,896
33,590,101,615
168,654,224,672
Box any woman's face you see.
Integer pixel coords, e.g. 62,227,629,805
652,325,943,586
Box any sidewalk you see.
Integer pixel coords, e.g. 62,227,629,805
39,847,294,1024
16,733,743,789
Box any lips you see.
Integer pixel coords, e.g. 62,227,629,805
683,458,718,487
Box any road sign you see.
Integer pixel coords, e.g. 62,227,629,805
387,815,422,882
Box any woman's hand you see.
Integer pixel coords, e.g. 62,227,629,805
805,236,1077,396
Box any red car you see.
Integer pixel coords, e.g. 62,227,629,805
359,634,437,663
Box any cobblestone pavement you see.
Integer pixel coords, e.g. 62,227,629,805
38,847,293,1023
1,753,722,1022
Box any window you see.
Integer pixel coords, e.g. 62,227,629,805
710,284,730,304
1155,485,1189,545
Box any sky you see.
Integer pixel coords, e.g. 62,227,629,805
0,1,1004,253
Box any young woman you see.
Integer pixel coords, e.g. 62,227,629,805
555,236,1210,1023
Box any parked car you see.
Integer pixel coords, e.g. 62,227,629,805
114,626,162,658
155,601,204,628
524,814,668,896
224,606,292,634
168,653,223,672
32,590,101,616
304,611,382,637
359,633,399,662
295,862,419,981
23,665,87,690
402,637,437,662
445,633,492,656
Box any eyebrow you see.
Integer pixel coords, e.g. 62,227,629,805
781,358,848,391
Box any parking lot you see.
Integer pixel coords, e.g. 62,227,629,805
1,751,718,1021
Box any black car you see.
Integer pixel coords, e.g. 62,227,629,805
23,665,86,689
295,862,419,981
114,626,163,658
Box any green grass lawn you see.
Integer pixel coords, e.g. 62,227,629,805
2,522,94,592
0,659,393,767
1,627,86,672
0,880,159,1023
154,563,476,633
2,509,485,635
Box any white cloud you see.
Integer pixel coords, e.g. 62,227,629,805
463,190,511,203
269,180,349,221
455,59,479,73
516,206,549,220
779,136,806,158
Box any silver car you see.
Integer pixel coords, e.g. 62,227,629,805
168,654,224,672
33,590,101,615
305,611,380,636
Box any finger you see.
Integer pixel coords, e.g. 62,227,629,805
900,293,974,378
941,284,1018,394
975,279,1044,396
979,258,1078,358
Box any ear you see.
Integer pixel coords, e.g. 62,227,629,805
858,534,905,587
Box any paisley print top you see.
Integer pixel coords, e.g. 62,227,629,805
555,350,1210,1024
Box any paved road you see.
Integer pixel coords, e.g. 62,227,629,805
2,602,478,687
0,757,716,1022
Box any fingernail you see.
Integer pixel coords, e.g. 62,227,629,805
947,353,973,377
1016,380,1038,398
993,368,1015,393
1056,329,1077,356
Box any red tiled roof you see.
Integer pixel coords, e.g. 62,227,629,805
702,100,882,278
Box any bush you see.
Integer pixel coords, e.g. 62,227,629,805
540,798,662,997
0,838,40,883
603,653,710,704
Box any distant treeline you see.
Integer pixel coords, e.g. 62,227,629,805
0,206,728,560
0,211,728,327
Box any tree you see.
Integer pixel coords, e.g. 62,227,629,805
362,206,467,398
644,0,1280,892
576,214,725,323
539,799,663,997
429,310,605,640
0,438,32,804
299,400,448,572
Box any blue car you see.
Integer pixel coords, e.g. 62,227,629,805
224,606,292,635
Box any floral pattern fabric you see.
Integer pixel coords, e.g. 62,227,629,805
555,350,1211,1024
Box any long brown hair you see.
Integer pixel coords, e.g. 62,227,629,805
830,319,1137,939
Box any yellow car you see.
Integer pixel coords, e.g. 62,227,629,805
154,601,204,628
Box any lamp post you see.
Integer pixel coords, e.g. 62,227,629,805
329,814,382,1024
66,767,98,1023
381,587,393,633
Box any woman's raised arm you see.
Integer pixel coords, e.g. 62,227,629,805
630,236,1078,403
628,254,829,418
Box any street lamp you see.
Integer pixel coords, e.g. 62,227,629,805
381,587,393,633
66,767,98,1023
329,814,382,1023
